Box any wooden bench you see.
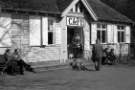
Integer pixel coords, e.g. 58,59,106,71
0,55,6,74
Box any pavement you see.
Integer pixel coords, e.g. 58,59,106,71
0,64,135,90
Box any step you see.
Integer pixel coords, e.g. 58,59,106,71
33,62,93,72
34,64,70,72
30,58,94,72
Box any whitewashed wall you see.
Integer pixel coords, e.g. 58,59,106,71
91,23,131,62
59,16,68,62
0,13,64,64
91,23,131,44
26,16,63,63
83,19,91,60
0,12,131,64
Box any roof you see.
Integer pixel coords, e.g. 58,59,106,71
87,0,133,23
0,0,133,23
0,0,73,14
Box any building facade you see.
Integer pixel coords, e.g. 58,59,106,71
0,0,133,65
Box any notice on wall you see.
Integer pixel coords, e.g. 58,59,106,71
66,16,84,27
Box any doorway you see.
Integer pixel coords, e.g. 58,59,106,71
67,27,84,58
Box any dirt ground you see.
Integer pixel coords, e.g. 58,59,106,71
0,64,135,90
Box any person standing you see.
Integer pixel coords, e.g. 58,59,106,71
12,49,24,75
72,33,82,58
92,39,103,71
3,49,10,62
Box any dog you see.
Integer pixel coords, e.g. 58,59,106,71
69,53,74,60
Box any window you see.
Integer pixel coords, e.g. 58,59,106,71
48,18,55,44
117,25,125,43
76,3,81,13
29,16,62,46
29,16,57,46
97,23,107,43
70,3,81,13
70,9,73,12
48,32,53,44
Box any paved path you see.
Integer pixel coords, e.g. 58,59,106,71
0,65,135,90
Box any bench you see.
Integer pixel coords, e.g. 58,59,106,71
0,55,6,74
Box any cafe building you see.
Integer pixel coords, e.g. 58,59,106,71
0,0,133,65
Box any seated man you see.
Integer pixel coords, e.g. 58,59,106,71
2,49,17,75
0,54,7,73
12,49,36,75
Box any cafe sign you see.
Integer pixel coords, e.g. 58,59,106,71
66,16,84,27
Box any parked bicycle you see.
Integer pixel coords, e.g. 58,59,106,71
102,48,117,65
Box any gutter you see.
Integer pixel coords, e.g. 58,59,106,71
2,8,61,16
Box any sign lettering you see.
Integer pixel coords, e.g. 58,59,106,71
66,16,84,27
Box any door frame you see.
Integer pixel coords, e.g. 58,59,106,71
67,26,84,58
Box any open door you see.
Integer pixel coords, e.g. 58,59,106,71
67,27,84,58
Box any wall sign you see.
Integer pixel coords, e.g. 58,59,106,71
66,16,84,27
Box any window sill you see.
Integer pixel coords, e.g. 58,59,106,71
46,44,61,47
90,42,130,45
100,43,108,45
118,42,130,44
29,44,61,48
0,46,11,48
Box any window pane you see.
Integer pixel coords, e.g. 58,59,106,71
121,26,125,30
97,30,101,41
102,31,106,43
102,24,107,29
118,32,121,42
48,18,55,31
97,23,101,28
48,32,53,44
96,23,107,43
48,19,53,25
117,25,125,30
75,4,78,12
121,32,125,42
117,26,121,30
118,31,125,42
70,9,73,12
